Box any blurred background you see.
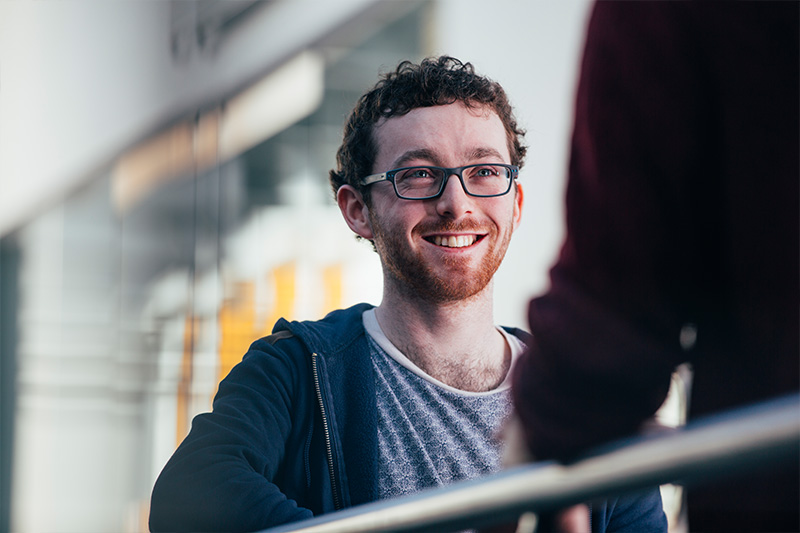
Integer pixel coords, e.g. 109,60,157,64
0,1,593,531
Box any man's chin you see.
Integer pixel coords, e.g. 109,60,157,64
378,236,504,304
413,271,493,304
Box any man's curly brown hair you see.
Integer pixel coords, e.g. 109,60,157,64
329,56,527,205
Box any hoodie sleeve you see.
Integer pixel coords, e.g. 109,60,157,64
588,489,668,533
149,334,314,532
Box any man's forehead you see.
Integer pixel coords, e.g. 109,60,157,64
374,102,496,127
372,103,509,167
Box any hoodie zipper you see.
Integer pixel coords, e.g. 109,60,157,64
311,352,343,511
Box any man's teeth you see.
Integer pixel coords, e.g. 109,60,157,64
432,235,477,248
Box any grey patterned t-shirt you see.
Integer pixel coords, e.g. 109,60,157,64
362,309,525,500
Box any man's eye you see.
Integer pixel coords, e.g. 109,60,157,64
401,168,435,180
473,166,500,178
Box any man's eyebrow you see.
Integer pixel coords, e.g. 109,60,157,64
468,147,506,162
393,148,441,168
393,147,507,169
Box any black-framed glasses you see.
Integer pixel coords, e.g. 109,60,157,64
361,163,519,200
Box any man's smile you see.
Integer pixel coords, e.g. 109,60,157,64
424,234,483,248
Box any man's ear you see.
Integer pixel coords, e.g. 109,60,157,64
512,182,524,231
337,185,374,239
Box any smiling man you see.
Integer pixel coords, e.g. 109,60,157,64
335,99,523,395
149,56,666,533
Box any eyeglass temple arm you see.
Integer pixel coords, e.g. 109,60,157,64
361,173,388,186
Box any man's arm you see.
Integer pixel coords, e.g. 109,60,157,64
149,336,315,532
512,1,704,462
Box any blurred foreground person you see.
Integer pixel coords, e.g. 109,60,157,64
512,2,799,531
149,56,666,532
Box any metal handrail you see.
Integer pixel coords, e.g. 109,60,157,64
262,393,800,533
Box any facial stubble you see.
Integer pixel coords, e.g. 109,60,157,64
370,213,514,304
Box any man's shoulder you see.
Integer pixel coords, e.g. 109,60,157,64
263,329,295,345
267,302,375,354
224,307,370,391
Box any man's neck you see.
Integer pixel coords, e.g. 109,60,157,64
373,287,510,392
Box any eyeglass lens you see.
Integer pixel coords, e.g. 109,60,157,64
393,165,512,198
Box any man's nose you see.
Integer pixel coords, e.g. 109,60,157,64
435,173,472,217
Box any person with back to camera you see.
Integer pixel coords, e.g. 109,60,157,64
149,56,667,533
511,2,799,532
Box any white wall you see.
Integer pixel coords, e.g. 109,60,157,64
0,1,173,237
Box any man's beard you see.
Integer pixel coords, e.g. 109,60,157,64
370,215,513,304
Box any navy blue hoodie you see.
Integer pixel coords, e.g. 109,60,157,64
150,303,666,532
